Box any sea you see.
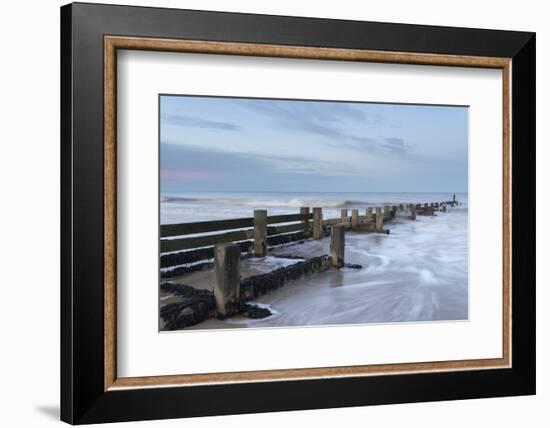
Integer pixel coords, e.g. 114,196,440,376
160,191,468,328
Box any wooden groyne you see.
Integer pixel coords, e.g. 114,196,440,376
160,196,460,330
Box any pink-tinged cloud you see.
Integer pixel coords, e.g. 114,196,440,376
161,168,220,181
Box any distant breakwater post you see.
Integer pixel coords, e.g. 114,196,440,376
351,209,359,228
159,196,460,329
375,207,384,231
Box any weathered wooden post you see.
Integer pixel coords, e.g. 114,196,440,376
300,207,310,234
392,205,398,217
384,205,390,218
411,205,417,220
376,207,383,231
253,209,267,257
366,207,373,223
453,194,456,204
351,209,359,228
442,205,447,212
313,207,323,239
330,224,345,268
399,204,404,212
340,208,348,223
424,203,429,209
213,243,241,317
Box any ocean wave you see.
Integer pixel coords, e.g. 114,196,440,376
161,196,199,203
162,196,371,208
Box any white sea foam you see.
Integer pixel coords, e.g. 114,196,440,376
160,191,465,224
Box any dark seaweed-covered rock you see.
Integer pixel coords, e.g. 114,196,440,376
160,283,216,330
243,303,272,319
268,254,305,260
240,255,331,300
160,282,213,299
344,263,363,269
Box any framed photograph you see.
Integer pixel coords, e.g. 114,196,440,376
61,2,535,424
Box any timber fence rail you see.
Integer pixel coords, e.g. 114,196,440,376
160,211,314,253
160,196,460,269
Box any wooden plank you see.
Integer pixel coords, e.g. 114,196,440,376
312,208,323,239
376,207,384,230
161,229,253,253
253,210,267,257
351,209,359,228
213,243,241,316
267,223,305,236
266,231,310,247
329,221,351,229
160,217,254,237
266,213,312,224
300,207,310,233
330,224,345,267
160,241,252,267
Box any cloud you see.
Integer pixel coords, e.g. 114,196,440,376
162,98,409,156
161,143,261,173
236,99,380,137
251,154,360,176
328,135,411,155
162,114,240,131
159,96,467,192
232,99,411,154
160,169,220,181
160,143,366,188
238,99,368,123
381,137,407,153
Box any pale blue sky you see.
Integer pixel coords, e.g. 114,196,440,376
160,95,468,193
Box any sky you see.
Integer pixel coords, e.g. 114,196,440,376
160,95,468,193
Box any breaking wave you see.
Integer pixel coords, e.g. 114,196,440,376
162,196,369,208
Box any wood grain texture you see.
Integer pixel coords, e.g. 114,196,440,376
266,213,313,224
161,229,253,252
104,35,512,391
502,62,512,367
267,222,306,235
161,217,254,237
104,37,117,390
111,357,509,389
105,36,510,68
